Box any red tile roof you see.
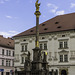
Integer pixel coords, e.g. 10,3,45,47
0,35,14,49
14,13,75,37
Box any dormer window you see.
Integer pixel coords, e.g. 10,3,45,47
30,30,33,32
57,26,61,28
42,24,45,26
44,28,48,30
55,22,59,24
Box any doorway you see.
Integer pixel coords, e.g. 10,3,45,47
6,72,10,75
61,70,67,75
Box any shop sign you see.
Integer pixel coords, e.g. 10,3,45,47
0,69,4,72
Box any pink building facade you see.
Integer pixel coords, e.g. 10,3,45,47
0,36,14,75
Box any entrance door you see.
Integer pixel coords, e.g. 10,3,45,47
61,70,67,75
6,72,9,75
1,72,4,75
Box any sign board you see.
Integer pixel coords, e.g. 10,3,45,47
0,69,4,72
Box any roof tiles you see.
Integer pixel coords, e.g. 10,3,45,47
0,36,14,49
14,13,75,37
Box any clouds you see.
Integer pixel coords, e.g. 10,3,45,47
0,0,9,4
5,15,18,19
56,10,65,15
47,3,58,13
6,16,12,19
70,3,75,8
0,31,19,38
47,3,65,16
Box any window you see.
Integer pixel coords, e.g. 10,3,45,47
21,57,24,64
39,42,47,50
25,45,27,51
2,49,4,55
59,41,68,49
62,35,65,37
6,60,8,66
60,55,63,62
9,61,10,66
6,50,8,56
6,60,11,66
12,60,14,66
40,44,42,49
9,51,11,56
44,43,47,50
59,54,68,62
22,45,24,51
21,44,28,52
64,55,68,62
2,60,4,66
64,41,68,48
59,42,63,48
12,51,14,56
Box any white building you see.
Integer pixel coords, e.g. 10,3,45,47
0,36,14,75
14,13,75,75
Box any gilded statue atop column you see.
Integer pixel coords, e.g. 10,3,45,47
35,0,40,11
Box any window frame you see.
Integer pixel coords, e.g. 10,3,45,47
21,57,24,64
21,44,28,52
59,54,68,62
2,59,4,66
60,55,63,62
64,55,68,62
2,49,4,55
9,51,11,56
6,50,8,56
59,40,68,49
39,42,47,50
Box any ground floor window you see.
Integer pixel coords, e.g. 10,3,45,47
6,72,10,75
49,69,58,75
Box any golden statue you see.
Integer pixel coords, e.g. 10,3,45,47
35,0,40,11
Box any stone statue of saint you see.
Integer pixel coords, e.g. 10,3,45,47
35,0,40,11
24,51,31,70
28,51,30,60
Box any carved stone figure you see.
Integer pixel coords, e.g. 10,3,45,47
24,51,31,70
38,50,42,61
28,51,30,60
35,0,40,11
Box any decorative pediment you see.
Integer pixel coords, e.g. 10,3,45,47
58,50,69,53
21,53,27,56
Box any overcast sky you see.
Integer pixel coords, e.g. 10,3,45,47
0,0,75,37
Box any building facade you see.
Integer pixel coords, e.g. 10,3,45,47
0,36,14,75
14,13,75,75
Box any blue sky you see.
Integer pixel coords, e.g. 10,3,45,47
0,0,75,37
